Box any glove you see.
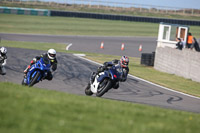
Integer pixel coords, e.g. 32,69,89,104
97,66,104,73
103,62,108,67
33,58,37,62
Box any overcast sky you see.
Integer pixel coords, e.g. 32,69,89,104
108,0,200,9
46,0,200,9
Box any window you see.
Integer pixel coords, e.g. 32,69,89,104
163,26,169,40
170,26,178,41
180,28,186,40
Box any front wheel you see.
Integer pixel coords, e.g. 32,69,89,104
85,83,93,96
21,79,26,86
29,71,41,87
96,78,112,97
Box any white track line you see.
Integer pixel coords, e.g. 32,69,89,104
74,54,200,100
66,43,72,50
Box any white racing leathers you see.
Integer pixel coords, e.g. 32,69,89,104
0,54,7,75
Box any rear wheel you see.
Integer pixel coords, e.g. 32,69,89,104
29,72,41,87
85,83,93,96
96,78,112,97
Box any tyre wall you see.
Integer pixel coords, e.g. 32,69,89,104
0,6,50,16
51,10,200,26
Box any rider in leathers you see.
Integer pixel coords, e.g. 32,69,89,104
0,47,7,75
91,55,129,89
24,49,57,80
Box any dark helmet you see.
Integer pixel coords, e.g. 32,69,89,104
120,55,129,68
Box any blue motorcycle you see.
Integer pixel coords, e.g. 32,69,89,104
22,57,51,87
85,65,123,97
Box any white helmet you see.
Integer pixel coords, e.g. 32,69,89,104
0,47,7,55
47,49,56,60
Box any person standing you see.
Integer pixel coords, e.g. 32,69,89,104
186,32,194,49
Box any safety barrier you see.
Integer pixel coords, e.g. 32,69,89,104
154,47,200,83
51,10,200,26
0,7,50,16
1,7,200,26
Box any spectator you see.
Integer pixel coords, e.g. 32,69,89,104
176,38,183,50
186,32,194,49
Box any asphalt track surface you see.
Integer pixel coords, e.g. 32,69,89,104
0,47,200,113
0,33,157,57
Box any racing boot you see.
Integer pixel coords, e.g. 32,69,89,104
113,82,119,89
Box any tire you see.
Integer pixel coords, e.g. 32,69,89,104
85,83,93,96
29,71,41,87
21,79,26,86
96,78,112,97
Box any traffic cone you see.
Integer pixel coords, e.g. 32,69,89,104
121,43,125,51
100,41,104,49
139,44,142,52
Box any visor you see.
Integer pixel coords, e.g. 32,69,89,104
49,53,56,57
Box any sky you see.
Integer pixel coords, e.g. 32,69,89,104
120,0,200,9
45,0,200,9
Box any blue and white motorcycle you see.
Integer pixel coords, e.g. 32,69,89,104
22,57,51,87
85,65,123,97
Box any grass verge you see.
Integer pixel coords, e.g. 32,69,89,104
0,82,200,133
1,40,200,97
1,14,200,37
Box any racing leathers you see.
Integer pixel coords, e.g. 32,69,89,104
24,53,57,80
0,52,7,75
92,59,129,89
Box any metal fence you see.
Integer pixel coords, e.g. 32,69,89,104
1,0,200,16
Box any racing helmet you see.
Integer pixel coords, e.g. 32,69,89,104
47,49,56,60
120,55,129,68
0,47,7,56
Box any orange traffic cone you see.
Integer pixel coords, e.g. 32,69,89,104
121,43,125,51
100,41,104,49
139,44,142,52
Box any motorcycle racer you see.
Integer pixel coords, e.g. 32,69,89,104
24,49,57,80
91,55,129,89
0,47,7,75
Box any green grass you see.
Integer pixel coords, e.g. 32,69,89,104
1,14,200,37
1,1,200,21
0,14,159,37
1,40,200,97
0,40,68,53
1,11,200,133
0,82,200,133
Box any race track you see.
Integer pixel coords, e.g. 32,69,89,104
0,33,157,57
0,47,200,113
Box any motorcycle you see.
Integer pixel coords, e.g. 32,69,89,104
22,57,51,87
85,65,123,97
